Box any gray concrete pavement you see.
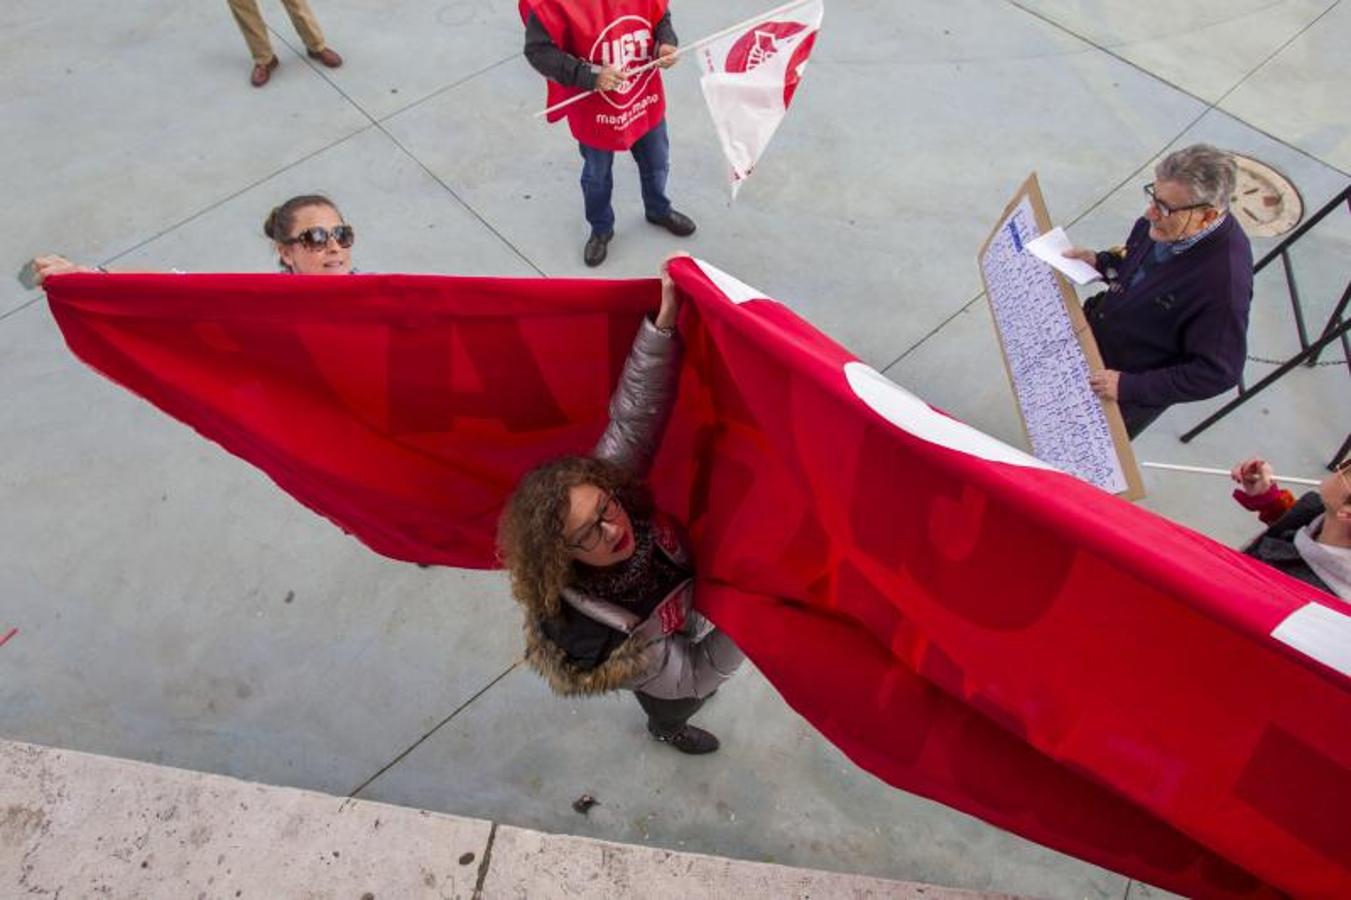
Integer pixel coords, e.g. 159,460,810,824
5,738,1003,899
2,0,1346,897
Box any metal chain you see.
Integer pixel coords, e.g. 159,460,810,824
1246,352,1349,368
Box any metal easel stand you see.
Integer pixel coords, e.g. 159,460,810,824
1180,185,1351,471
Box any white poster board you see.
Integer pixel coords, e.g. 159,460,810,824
978,174,1143,500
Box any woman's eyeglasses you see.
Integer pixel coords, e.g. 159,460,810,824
283,224,355,250
565,492,621,552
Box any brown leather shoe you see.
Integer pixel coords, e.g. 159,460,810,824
307,47,343,68
250,56,279,88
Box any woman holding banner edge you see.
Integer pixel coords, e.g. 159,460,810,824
498,254,745,754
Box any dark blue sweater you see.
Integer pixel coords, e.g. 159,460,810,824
1084,215,1252,412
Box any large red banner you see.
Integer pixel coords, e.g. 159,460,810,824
46,261,1351,897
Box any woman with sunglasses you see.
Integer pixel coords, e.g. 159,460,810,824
262,194,355,275
28,194,357,283
1231,456,1351,599
498,254,744,755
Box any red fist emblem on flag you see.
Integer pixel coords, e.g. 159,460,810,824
723,21,818,106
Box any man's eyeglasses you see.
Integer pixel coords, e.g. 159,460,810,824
1143,183,1210,218
283,225,355,251
565,492,621,552
1337,456,1351,494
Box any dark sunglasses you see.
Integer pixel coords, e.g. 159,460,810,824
283,224,355,250
1143,183,1209,218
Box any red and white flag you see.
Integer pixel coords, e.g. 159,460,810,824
698,1,823,197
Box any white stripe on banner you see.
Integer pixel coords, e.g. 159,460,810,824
1271,602,1351,677
693,258,767,305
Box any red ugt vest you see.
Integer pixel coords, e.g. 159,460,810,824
521,0,669,152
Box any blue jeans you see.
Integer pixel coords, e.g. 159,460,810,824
578,119,672,237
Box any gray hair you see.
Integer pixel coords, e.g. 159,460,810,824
1155,144,1237,211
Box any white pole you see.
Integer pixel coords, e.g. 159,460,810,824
1140,461,1322,487
534,0,818,120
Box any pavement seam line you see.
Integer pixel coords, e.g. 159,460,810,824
880,290,985,375
101,126,376,264
1003,0,1349,180
270,30,547,276
376,54,520,126
472,822,498,899
270,27,379,128
0,295,41,324
345,660,521,800
1210,0,1343,111
376,125,548,276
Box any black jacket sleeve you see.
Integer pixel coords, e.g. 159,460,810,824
654,12,677,47
524,13,598,90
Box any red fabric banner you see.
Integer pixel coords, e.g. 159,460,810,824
45,262,1351,898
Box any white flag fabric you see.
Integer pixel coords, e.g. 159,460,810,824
698,0,824,198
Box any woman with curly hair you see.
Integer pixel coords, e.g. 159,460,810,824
499,255,744,754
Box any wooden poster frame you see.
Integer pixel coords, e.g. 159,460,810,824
978,173,1145,501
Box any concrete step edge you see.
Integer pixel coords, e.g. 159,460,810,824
1,737,1015,898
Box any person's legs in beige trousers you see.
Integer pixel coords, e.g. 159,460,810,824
227,0,327,65
279,0,328,54
227,0,277,66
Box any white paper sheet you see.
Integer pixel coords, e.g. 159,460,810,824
1025,227,1103,285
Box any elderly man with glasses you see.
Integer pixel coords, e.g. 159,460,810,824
1065,144,1253,437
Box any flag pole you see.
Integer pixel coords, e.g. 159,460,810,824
1140,461,1322,487
534,0,818,120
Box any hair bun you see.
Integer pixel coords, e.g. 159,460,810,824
262,207,282,240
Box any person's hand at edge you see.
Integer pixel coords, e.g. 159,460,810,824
656,252,689,331
1088,369,1120,402
1231,457,1276,496
32,255,96,285
655,44,678,69
1062,247,1096,266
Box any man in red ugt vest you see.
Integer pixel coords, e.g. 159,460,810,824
523,0,697,267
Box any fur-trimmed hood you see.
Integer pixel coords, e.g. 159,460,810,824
522,613,657,696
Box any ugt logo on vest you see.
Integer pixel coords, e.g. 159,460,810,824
589,16,657,108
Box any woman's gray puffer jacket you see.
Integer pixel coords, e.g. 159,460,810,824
522,316,744,699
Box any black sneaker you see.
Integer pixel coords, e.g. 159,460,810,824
648,722,719,754
584,231,613,267
645,210,696,237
